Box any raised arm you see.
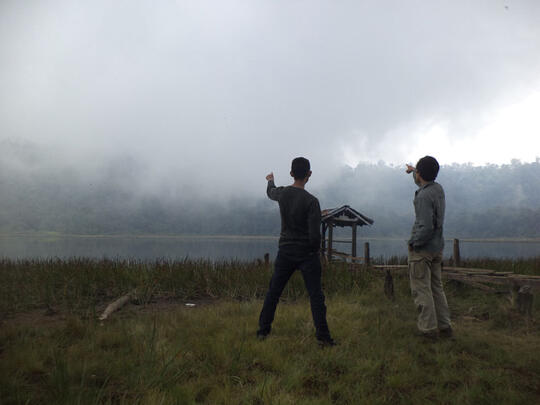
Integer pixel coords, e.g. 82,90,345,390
406,164,421,187
266,172,283,201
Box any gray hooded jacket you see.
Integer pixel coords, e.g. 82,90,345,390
408,173,445,253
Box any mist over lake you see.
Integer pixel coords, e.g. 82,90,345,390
1,154,540,240
1,2,539,261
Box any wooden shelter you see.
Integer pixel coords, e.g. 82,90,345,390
321,205,374,261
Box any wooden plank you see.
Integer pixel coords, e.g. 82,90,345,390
442,274,496,292
321,223,326,252
372,264,540,291
331,250,349,257
327,224,333,262
501,277,540,290
444,266,501,273
448,274,540,291
511,274,540,279
448,271,497,276
323,239,353,243
330,251,364,262
373,265,407,270
352,223,357,258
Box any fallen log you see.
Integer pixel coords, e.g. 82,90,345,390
99,290,136,321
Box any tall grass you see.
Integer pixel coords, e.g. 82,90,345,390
1,256,539,318
0,258,376,318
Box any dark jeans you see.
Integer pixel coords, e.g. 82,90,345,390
258,250,331,340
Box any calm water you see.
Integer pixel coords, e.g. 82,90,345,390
1,235,539,261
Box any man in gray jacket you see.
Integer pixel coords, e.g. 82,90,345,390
406,156,452,339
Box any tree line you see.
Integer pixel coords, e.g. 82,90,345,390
1,141,539,238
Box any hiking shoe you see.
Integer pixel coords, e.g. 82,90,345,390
317,338,337,347
416,330,438,341
439,327,454,339
256,331,268,341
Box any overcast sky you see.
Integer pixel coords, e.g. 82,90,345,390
1,1,539,196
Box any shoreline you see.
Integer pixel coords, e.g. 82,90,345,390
1,232,540,243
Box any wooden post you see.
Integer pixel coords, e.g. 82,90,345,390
384,269,394,300
514,284,534,316
364,242,370,266
352,223,357,259
264,253,270,265
321,223,326,253
327,223,333,261
453,239,461,266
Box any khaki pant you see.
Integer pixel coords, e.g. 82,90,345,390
408,250,451,332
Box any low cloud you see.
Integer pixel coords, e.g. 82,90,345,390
1,1,539,196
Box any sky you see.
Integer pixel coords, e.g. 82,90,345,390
1,0,540,196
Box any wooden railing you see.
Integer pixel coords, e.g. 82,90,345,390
370,264,540,291
322,239,540,296
372,264,539,315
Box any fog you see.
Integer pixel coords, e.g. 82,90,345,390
2,137,539,237
1,1,540,198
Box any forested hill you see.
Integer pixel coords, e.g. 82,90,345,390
1,141,539,238
317,160,540,238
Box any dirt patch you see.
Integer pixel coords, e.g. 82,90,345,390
1,308,67,330
131,296,218,313
1,297,220,330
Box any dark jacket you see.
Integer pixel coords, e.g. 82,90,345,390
267,180,321,257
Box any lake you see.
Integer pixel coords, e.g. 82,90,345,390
1,234,539,261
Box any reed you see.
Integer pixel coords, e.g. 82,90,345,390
2,257,539,318
0,258,375,317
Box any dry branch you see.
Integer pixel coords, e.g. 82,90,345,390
99,290,136,321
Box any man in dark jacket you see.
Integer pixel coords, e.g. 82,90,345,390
257,157,334,346
406,156,452,339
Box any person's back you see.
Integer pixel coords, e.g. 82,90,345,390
267,183,321,257
257,157,334,346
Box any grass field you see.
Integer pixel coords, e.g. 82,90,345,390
1,257,539,404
